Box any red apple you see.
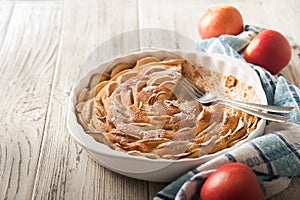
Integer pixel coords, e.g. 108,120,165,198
200,163,265,200
243,29,291,74
198,5,244,39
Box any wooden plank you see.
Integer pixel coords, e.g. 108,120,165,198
138,0,200,50
0,2,14,48
31,0,149,199
0,1,63,200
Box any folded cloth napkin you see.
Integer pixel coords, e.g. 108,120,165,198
154,25,300,200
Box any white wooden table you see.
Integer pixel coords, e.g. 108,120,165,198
0,0,299,199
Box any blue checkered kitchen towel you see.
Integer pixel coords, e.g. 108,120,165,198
154,25,300,200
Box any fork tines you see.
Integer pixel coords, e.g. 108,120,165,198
177,77,206,99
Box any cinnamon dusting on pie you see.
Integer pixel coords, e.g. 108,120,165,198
76,56,259,160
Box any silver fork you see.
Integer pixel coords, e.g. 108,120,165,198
175,77,295,123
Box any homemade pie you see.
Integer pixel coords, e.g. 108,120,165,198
75,56,259,159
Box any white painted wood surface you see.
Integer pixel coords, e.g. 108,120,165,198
0,0,299,199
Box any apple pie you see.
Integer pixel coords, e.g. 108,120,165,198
75,56,259,159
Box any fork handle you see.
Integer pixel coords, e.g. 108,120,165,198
218,98,294,113
219,101,291,123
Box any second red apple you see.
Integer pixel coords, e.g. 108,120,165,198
243,30,291,74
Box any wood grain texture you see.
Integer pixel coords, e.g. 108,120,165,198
0,2,14,48
0,1,63,200
31,0,149,200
